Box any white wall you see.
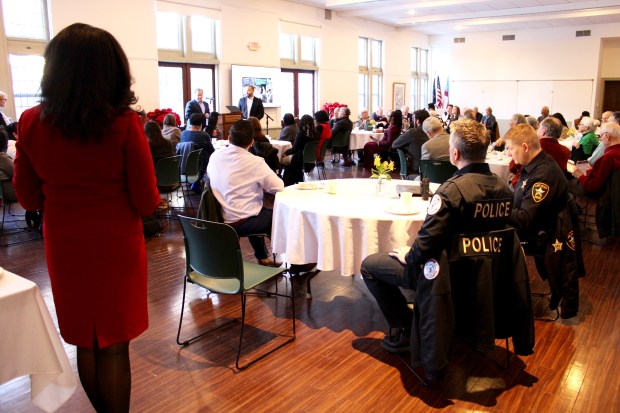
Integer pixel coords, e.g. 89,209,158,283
430,23,620,134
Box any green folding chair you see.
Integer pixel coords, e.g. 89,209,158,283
420,159,457,184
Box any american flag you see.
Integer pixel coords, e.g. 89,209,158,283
435,76,442,109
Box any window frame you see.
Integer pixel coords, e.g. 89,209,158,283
359,36,383,114
280,68,315,118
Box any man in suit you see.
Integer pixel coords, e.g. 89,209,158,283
393,109,430,175
331,107,354,166
184,88,210,126
238,85,264,120
0,91,12,128
421,117,450,161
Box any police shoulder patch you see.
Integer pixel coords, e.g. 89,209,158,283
531,182,550,203
423,259,440,280
427,194,442,215
566,230,576,251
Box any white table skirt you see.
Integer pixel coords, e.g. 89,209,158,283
350,130,384,150
0,267,77,413
272,178,437,276
485,153,511,183
214,139,292,160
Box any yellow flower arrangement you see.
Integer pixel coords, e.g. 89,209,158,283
371,156,395,179
566,127,578,139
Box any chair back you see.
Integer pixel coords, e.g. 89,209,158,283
420,159,457,184
183,149,202,181
397,149,408,179
596,168,620,238
178,215,244,293
318,138,329,161
176,141,195,174
196,181,223,222
331,129,351,149
303,140,319,164
155,155,182,190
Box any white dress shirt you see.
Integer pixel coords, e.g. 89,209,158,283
207,144,283,223
245,96,254,117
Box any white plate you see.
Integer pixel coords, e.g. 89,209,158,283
384,205,420,215
296,183,323,190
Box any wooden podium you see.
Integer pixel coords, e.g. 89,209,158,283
217,113,243,139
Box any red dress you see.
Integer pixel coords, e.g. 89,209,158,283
14,106,160,349
317,122,331,160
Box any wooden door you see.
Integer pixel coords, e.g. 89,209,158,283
602,80,620,113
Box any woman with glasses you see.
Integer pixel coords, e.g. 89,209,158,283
571,116,600,161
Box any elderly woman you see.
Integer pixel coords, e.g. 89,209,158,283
161,113,180,150
363,109,403,169
570,116,600,162
494,113,527,151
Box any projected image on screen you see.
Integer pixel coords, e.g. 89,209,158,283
242,77,273,104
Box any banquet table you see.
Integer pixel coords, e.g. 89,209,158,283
0,267,77,412
272,178,438,281
349,130,385,150
214,139,292,160
485,151,511,183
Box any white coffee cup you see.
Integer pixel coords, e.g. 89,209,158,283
326,181,337,194
400,192,413,209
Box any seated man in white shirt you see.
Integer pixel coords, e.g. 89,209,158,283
207,119,284,266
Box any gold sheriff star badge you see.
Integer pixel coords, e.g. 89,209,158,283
552,239,563,252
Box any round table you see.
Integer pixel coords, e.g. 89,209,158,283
272,178,437,277
349,130,385,150
485,152,511,183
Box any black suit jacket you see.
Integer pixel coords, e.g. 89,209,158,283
238,96,264,120
184,100,210,122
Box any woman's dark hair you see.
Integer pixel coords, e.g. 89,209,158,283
314,110,329,124
299,114,317,139
40,23,137,140
282,113,295,126
552,112,568,127
248,116,264,138
205,111,219,135
144,121,166,145
163,114,177,127
391,109,403,130
0,128,8,153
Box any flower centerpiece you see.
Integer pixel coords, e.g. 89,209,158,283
565,127,579,140
322,102,348,118
370,156,395,194
146,108,181,127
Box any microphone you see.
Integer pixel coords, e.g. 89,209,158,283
265,113,274,121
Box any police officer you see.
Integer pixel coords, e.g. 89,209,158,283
361,119,513,354
505,123,581,319
505,123,569,252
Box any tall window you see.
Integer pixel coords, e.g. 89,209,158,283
410,47,429,110
279,21,319,118
156,3,219,124
1,0,49,119
359,37,383,114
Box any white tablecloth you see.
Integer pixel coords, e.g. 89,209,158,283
272,179,437,276
558,138,575,150
214,139,292,160
485,152,511,183
0,267,77,412
349,130,384,150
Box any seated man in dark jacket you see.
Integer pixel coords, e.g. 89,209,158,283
180,113,215,191
393,109,430,175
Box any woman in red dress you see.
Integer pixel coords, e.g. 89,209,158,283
14,23,160,412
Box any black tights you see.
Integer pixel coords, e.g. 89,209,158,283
77,337,131,413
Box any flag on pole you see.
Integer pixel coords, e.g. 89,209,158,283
432,77,437,106
436,76,442,109
444,77,450,108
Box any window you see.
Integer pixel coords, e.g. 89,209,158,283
278,32,319,68
411,47,429,110
1,0,49,119
158,63,215,125
359,37,383,114
281,69,315,118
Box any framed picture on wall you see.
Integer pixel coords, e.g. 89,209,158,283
393,82,405,110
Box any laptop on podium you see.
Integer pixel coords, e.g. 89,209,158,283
226,105,241,113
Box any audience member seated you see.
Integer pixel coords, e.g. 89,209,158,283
551,112,570,139
0,128,16,203
569,122,620,197
420,116,450,161
401,106,412,126
314,110,331,162
570,117,599,162
248,116,280,173
393,110,430,175
180,113,215,191
462,108,475,120
161,113,181,151
372,107,384,122
331,107,354,167
279,113,298,143
538,105,550,123
481,107,496,135
207,119,283,267
526,115,539,130
282,114,319,186
205,111,222,140
363,110,403,169
5,121,17,159
588,114,619,166
538,117,570,174
329,107,343,129
573,110,590,129
145,120,174,168
473,106,483,123
444,105,462,133
356,109,371,130
494,113,526,151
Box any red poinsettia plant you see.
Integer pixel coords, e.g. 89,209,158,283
146,108,181,127
322,102,348,118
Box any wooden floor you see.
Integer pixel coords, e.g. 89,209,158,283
1,158,619,413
